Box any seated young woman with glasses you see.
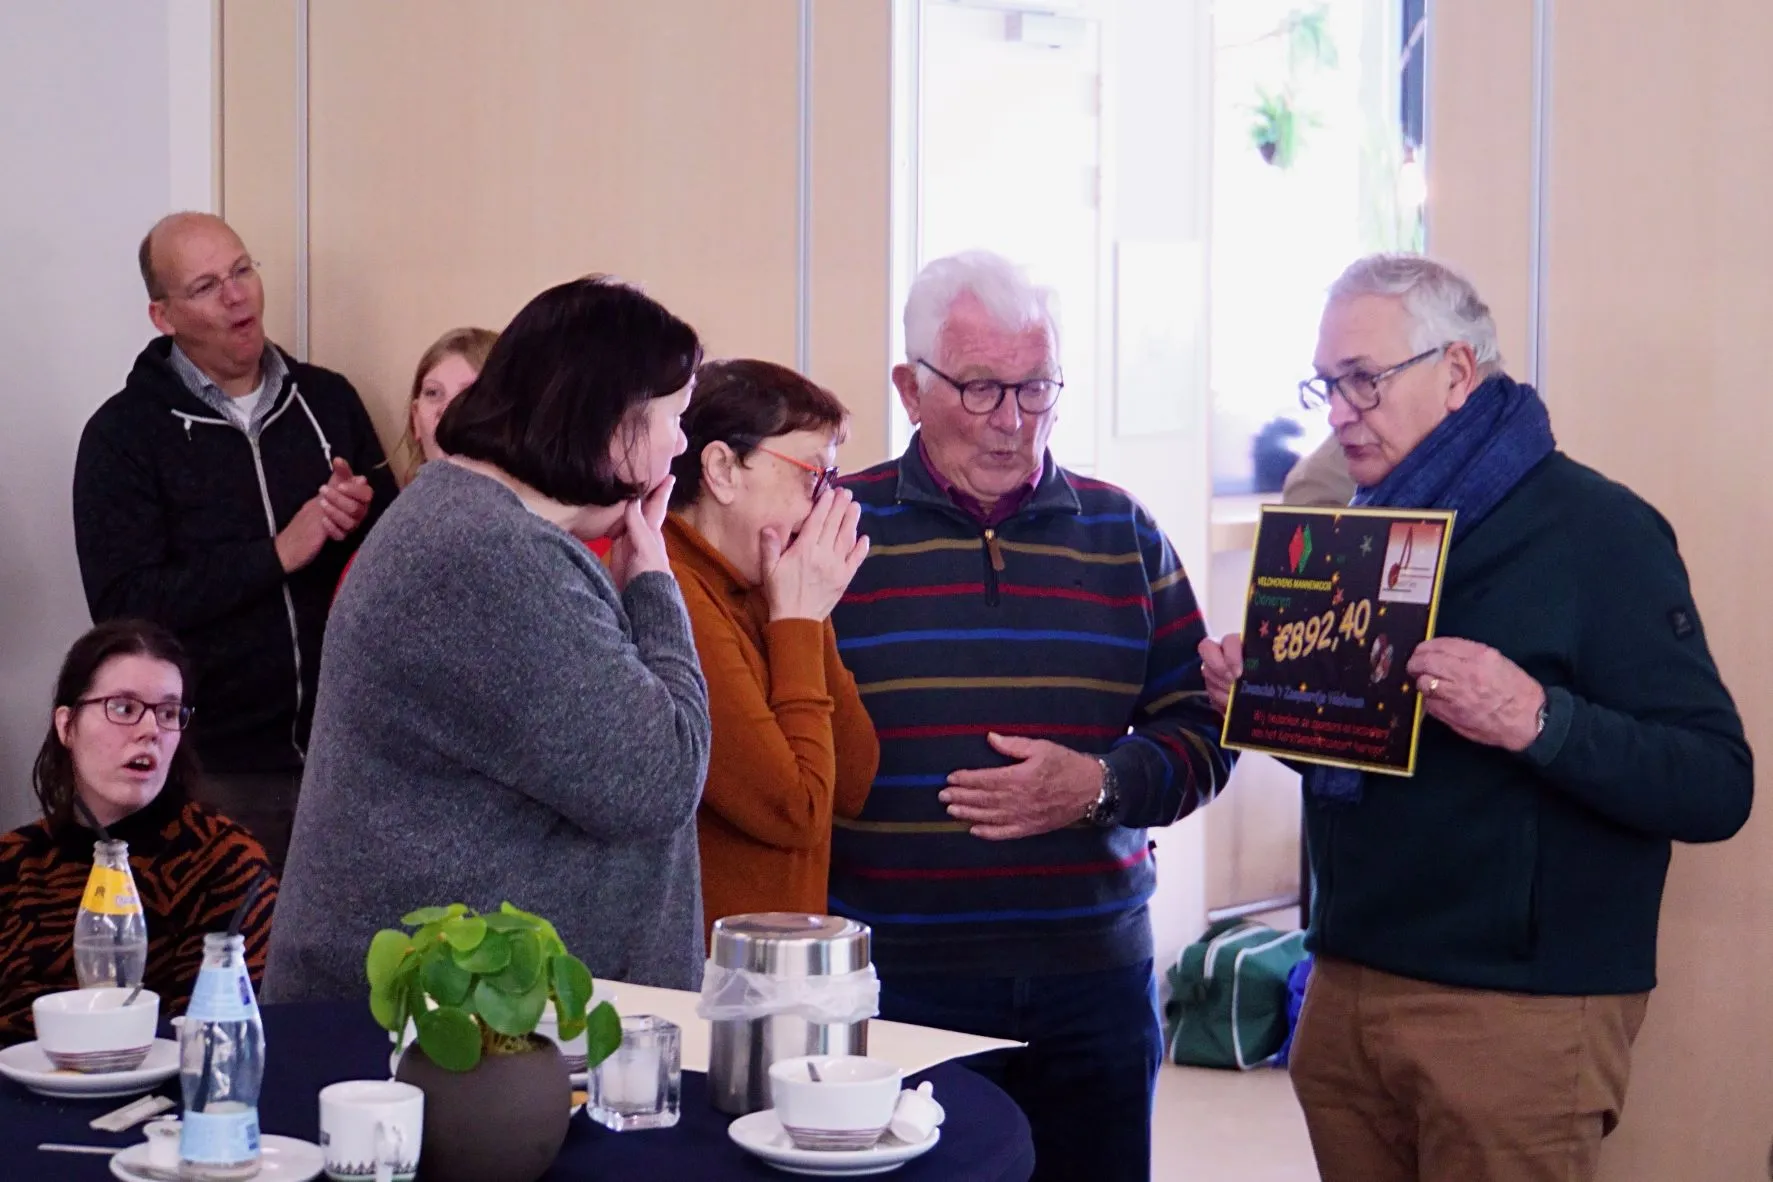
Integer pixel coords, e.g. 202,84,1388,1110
664,360,879,942
0,621,277,1044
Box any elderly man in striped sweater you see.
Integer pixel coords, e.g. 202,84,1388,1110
831,251,1232,1182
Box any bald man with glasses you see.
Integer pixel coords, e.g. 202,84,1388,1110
72,212,396,871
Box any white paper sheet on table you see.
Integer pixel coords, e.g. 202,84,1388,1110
610,982,1022,1074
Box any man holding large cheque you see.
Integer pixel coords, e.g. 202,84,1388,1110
1198,254,1751,1182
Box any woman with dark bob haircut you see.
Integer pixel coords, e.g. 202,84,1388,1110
266,277,715,1000
664,360,876,942
0,620,276,1044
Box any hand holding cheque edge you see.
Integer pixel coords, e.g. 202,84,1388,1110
1198,632,1546,754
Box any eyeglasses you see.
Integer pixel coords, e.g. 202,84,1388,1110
175,258,261,303
1298,346,1446,413
916,359,1064,416
73,696,193,731
754,446,840,501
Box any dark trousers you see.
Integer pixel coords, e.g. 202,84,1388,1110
879,960,1162,1182
194,770,303,875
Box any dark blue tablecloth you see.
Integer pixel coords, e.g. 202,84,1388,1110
2,1001,1034,1180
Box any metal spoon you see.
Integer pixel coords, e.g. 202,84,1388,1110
807,1061,822,1083
123,981,145,1006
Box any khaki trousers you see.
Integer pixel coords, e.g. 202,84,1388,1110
1289,956,1648,1182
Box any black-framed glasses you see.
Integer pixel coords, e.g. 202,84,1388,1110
754,446,840,501
1298,345,1446,412
73,696,193,731
916,359,1064,416
177,258,260,303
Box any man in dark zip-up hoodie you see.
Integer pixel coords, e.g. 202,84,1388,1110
72,213,396,870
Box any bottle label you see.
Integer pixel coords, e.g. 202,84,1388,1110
80,866,140,916
187,964,259,1023
180,1105,260,1166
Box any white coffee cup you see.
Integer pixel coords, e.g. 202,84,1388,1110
319,1079,423,1182
768,1055,903,1151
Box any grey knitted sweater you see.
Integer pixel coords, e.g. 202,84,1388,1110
263,462,710,1001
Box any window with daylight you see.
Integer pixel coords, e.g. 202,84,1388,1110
1210,0,1427,495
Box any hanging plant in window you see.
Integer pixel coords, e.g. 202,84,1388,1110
1249,87,1313,169
1245,5,1338,170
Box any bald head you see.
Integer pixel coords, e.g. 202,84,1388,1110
141,213,267,389
138,212,243,301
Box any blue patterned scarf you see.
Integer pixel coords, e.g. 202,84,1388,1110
1307,372,1556,804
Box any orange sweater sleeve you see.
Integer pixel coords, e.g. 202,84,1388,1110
823,621,878,820
681,575,849,852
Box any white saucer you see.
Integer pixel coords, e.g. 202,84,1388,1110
728,1109,940,1177
110,1134,323,1181
0,1038,178,1099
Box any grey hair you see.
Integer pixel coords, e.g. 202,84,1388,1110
1328,253,1503,368
902,251,1058,385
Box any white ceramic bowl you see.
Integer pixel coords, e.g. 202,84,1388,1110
32,987,159,1072
768,1055,903,1151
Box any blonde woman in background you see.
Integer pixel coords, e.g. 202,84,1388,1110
395,327,499,481
336,328,499,597
395,326,616,562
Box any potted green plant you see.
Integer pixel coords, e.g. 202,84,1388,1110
1239,4,1337,169
1249,87,1319,169
366,902,621,1182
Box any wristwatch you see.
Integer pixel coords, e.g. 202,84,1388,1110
1085,758,1122,827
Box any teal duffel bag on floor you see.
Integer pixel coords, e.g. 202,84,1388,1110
1163,918,1308,1070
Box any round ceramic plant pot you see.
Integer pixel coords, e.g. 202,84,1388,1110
395,1035,569,1182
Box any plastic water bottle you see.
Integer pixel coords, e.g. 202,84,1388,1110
73,840,148,989
179,933,266,1180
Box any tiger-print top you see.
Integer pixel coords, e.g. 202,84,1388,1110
0,787,277,1045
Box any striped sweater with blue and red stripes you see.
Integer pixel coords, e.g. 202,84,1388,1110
829,440,1232,977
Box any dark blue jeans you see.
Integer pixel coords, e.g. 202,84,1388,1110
879,960,1162,1182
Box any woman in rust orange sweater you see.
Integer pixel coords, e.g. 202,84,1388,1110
666,360,877,941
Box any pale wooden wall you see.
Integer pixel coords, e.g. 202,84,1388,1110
1548,3,1773,1176
220,0,891,469
1433,2,1773,1176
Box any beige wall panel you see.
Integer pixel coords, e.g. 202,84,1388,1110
1535,3,1773,1178
301,0,802,451
1424,0,1534,371
809,0,893,470
219,0,299,352
1203,752,1302,911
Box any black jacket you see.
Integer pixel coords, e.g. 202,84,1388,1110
1307,454,1752,995
73,338,397,773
